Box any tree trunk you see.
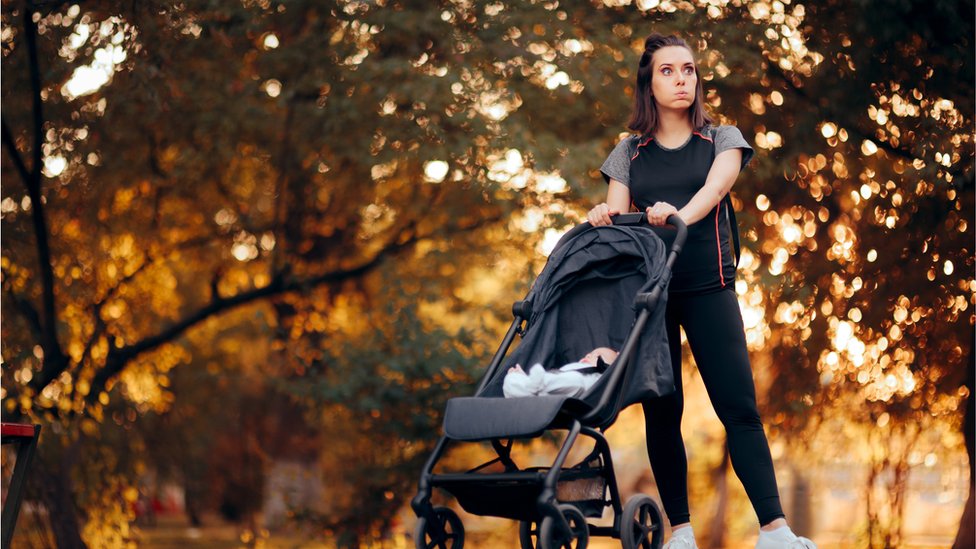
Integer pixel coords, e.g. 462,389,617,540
36,457,87,548
885,460,910,549
706,441,730,548
789,465,813,536
953,488,975,549
865,458,880,547
951,330,975,549
182,467,204,528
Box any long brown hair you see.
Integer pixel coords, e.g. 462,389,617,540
627,33,712,136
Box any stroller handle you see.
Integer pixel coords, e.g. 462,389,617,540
612,213,687,256
609,212,647,225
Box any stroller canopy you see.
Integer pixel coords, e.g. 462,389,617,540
445,223,675,440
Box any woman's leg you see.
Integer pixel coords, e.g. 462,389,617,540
681,288,785,525
642,295,692,525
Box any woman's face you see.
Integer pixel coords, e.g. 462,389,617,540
650,45,697,111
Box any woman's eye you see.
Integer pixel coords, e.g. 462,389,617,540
684,67,694,75
662,68,672,75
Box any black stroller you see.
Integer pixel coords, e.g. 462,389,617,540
412,213,687,549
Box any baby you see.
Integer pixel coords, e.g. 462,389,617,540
503,347,619,398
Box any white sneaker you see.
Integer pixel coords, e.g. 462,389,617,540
755,526,817,549
663,535,698,549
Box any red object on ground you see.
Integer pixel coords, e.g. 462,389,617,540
1,423,36,439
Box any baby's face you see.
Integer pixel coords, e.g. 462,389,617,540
580,347,618,365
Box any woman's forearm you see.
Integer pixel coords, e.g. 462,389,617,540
677,149,743,224
607,179,632,212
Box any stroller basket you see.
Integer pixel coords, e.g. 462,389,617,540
546,457,607,518
557,460,605,502
441,457,607,521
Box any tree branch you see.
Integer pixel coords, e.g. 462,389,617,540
764,58,917,163
27,0,84,14
1,117,32,185
18,1,70,393
271,99,297,274
1,270,44,343
79,258,154,368
82,234,418,405
80,208,508,406
24,6,43,185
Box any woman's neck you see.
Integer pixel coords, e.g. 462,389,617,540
654,109,694,142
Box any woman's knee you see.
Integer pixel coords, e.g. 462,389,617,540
714,400,763,430
642,393,684,426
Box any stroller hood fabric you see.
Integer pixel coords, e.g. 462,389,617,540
474,224,674,417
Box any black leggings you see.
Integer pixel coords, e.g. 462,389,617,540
641,287,785,526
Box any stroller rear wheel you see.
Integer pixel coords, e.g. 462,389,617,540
619,494,663,549
538,504,588,549
414,506,464,549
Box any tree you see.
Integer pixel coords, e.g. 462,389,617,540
1,0,518,544
1,0,628,543
744,1,974,540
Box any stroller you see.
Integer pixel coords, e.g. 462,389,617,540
412,213,687,549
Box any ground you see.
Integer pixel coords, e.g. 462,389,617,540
135,513,953,548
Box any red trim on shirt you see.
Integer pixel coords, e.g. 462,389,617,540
631,136,654,161
715,206,726,287
693,131,713,143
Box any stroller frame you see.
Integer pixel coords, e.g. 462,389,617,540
412,214,687,549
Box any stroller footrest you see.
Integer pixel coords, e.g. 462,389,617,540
432,472,546,485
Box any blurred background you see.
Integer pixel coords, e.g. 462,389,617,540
1,0,972,547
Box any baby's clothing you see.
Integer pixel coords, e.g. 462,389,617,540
503,361,605,398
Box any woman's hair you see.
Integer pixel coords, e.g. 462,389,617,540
627,33,712,135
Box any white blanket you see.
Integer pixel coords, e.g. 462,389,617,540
502,362,601,398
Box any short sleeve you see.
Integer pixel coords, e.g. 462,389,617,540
713,125,754,170
600,136,637,186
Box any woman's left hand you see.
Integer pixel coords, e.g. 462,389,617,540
646,202,679,226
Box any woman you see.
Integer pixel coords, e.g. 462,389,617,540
587,33,816,549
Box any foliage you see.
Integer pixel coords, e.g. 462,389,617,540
276,295,484,547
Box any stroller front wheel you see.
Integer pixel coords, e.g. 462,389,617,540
539,504,588,549
414,506,464,549
619,494,663,549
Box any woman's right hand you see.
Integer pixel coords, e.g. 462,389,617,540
587,203,619,226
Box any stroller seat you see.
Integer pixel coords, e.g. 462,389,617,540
443,395,592,441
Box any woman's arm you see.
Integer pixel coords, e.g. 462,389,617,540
587,179,632,226
677,148,742,224
646,148,743,226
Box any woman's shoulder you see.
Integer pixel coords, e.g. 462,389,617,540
607,133,644,160
699,124,746,141
600,133,644,185
701,124,755,168
612,133,644,149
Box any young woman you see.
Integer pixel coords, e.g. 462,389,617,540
587,33,816,549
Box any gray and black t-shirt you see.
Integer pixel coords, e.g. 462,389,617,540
599,125,754,294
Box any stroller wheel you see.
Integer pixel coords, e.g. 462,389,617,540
414,506,464,549
518,520,539,548
619,494,663,549
539,504,588,549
